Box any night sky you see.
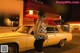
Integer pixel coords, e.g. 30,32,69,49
72,4,80,21
38,0,80,22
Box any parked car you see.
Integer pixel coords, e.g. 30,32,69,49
0,25,72,53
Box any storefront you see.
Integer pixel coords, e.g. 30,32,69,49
0,0,23,27
0,14,19,27
66,21,80,32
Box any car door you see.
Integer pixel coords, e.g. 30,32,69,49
26,33,35,50
26,27,35,50
16,26,34,51
54,27,65,43
46,27,58,45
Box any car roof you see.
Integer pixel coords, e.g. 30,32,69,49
23,24,60,27
47,25,60,27
23,24,34,26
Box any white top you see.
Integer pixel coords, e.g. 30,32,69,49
34,21,48,40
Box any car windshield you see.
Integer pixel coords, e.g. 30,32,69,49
16,26,32,33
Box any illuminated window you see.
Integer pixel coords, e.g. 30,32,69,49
74,28,79,30
0,14,19,27
29,10,33,15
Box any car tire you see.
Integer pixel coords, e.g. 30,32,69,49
8,44,18,53
58,39,66,47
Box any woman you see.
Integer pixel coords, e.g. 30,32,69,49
34,10,48,53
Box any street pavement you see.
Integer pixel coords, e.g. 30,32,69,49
21,36,80,53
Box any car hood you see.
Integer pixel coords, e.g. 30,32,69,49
0,32,27,38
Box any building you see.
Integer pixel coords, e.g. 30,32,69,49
0,0,62,33
0,0,23,33
0,0,61,27
0,0,23,27
66,21,80,33
23,0,61,26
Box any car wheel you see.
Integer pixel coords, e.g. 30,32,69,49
58,39,66,47
8,44,18,53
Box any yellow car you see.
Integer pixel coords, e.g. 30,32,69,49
0,25,72,53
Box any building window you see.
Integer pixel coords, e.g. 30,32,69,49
74,28,79,31
62,25,69,32
0,14,19,27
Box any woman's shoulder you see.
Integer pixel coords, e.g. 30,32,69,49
41,22,46,26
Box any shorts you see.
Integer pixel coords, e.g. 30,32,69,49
34,39,45,52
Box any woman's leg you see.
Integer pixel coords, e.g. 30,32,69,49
34,39,45,53
34,40,38,53
40,39,45,53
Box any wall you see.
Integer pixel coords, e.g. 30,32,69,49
0,0,23,14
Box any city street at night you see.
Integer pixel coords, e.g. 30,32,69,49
0,0,80,53
21,35,80,53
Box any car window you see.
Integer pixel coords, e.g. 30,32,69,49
31,31,34,35
47,27,55,33
55,27,59,33
17,26,32,33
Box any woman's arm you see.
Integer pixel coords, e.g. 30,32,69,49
36,21,46,36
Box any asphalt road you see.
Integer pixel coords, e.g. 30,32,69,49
21,36,80,53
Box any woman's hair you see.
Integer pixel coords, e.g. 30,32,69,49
34,9,46,34
38,9,46,19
